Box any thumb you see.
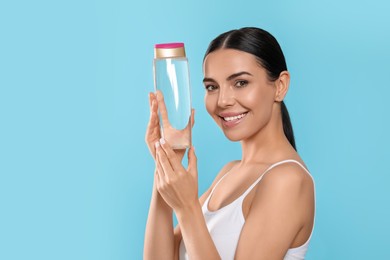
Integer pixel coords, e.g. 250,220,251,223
187,146,197,177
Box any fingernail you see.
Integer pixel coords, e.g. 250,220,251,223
155,141,160,148
159,138,165,145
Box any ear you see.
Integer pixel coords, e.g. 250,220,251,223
274,71,290,102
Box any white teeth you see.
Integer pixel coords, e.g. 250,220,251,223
223,113,246,122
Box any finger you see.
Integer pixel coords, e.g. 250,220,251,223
155,142,166,178
146,102,161,156
151,98,159,125
159,138,182,172
146,98,160,138
150,92,157,113
191,108,195,127
156,90,170,126
149,92,153,107
187,146,198,177
149,92,158,119
148,99,158,125
156,140,175,179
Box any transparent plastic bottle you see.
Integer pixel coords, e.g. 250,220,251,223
153,43,192,149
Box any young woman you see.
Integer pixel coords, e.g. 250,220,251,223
144,27,315,260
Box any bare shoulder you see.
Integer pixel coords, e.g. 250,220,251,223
235,162,315,259
252,161,315,210
260,161,314,191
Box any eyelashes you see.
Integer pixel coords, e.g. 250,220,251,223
205,85,218,91
234,80,248,88
204,80,249,92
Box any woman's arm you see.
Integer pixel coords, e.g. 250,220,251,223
235,163,315,259
144,92,178,259
144,170,175,260
175,201,221,260
172,190,210,260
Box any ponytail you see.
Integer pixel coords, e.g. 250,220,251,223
281,101,296,151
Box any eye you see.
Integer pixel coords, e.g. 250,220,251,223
235,80,248,88
205,84,218,92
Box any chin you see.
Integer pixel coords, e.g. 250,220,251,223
226,136,242,142
214,120,247,142
220,129,247,142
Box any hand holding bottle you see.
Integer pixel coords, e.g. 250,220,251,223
145,91,194,161
154,138,198,212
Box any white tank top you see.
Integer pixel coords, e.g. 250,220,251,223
179,159,315,260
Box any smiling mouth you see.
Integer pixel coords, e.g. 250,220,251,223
219,112,248,128
219,112,248,122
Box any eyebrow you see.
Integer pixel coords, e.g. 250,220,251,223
203,71,253,83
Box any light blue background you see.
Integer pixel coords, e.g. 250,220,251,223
1,0,389,259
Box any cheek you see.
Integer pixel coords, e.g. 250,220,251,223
250,84,275,105
240,91,266,110
245,86,274,109
245,95,260,108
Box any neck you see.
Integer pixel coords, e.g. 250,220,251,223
239,105,294,165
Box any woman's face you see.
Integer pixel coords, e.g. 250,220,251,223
203,48,277,142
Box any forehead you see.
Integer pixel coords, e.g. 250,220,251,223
203,49,261,76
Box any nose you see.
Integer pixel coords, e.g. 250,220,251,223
217,86,235,108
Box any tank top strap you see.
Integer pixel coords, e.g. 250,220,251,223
240,159,310,199
202,168,234,211
208,169,234,198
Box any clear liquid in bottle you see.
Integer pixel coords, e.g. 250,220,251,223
153,43,192,149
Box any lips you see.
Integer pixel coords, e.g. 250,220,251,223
222,113,247,122
218,112,248,128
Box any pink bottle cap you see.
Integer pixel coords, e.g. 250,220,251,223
155,43,184,49
154,42,186,58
